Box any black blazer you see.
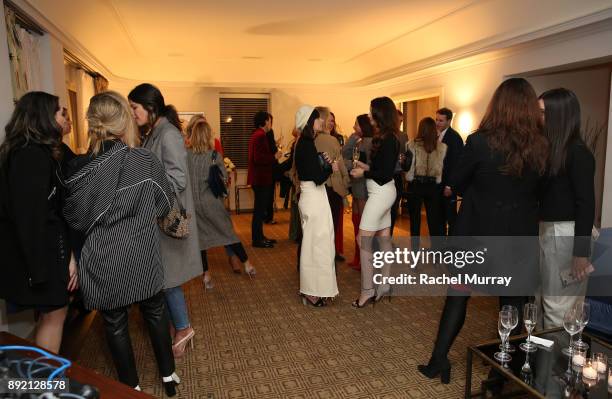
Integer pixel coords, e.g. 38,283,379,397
0,143,70,307
451,131,541,236
441,127,464,188
449,131,542,294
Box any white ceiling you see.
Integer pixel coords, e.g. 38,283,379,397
24,0,612,86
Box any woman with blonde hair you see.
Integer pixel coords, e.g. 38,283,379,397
186,115,256,288
63,91,181,396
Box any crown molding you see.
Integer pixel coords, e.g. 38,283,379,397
354,8,612,88
17,1,612,89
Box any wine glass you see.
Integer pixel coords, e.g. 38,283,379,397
495,310,513,363
562,307,580,356
573,300,590,351
499,305,518,353
520,303,538,353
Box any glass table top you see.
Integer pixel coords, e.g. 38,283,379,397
473,329,611,398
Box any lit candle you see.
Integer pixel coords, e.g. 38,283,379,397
594,360,607,373
583,365,597,380
573,354,586,366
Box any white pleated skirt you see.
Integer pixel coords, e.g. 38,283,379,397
360,179,397,231
298,181,339,298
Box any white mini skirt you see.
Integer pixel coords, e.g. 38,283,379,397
360,179,396,232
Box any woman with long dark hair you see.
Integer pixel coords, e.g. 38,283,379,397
406,117,447,246
350,97,399,307
342,114,374,270
128,83,201,357
0,91,76,353
418,78,548,384
294,105,339,307
64,91,180,395
537,88,595,329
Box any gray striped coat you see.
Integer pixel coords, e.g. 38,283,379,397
63,142,172,310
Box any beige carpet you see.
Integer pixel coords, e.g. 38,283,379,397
77,210,499,398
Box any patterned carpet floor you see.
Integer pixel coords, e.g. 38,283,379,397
77,210,499,398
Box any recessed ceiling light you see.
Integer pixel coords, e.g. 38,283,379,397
242,56,263,60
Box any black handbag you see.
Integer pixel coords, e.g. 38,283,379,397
208,150,228,198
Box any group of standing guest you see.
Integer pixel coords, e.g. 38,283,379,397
0,83,258,396
0,76,598,393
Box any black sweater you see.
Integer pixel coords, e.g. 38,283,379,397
540,140,595,257
365,133,399,186
295,136,332,185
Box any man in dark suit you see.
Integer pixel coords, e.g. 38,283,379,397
436,107,464,236
247,111,280,248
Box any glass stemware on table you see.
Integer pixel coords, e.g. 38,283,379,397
573,300,591,351
499,305,519,353
562,307,581,356
495,310,513,363
520,303,538,353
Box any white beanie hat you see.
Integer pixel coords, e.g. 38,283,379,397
295,105,315,131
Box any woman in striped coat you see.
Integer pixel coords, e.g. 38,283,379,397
63,91,180,396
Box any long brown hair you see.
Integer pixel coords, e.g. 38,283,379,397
0,91,63,165
479,78,548,176
370,96,399,158
416,117,438,153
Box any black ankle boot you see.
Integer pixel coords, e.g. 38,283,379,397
417,358,451,384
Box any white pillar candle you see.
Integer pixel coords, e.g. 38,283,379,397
572,354,586,366
583,366,597,380
594,360,607,373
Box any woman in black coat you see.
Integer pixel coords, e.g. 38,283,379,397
418,78,549,383
0,91,77,353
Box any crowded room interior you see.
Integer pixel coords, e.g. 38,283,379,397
1,1,612,398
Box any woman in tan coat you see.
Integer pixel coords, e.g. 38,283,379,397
314,106,350,260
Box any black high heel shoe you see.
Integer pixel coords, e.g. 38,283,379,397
351,295,376,308
162,372,181,397
417,358,451,384
301,294,326,307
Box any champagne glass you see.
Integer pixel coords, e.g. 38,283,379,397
352,138,362,168
495,310,513,363
573,300,590,351
562,307,580,356
499,305,518,353
520,303,538,353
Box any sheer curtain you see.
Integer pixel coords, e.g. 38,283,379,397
4,6,42,100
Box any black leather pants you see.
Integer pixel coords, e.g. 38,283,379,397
100,291,175,387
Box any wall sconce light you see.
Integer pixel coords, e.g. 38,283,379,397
456,111,474,138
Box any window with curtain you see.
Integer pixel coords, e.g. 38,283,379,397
219,95,270,169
